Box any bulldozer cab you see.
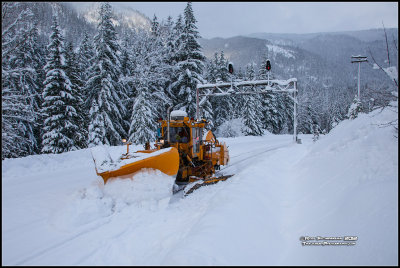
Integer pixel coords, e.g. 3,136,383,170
157,111,206,159
168,126,190,143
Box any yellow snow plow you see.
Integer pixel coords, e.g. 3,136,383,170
93,147,180,183
91,110,232,195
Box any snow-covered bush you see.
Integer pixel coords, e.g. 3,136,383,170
347,95,363,120
215,118,246,138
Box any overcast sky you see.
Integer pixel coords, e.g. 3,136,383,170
112,2,398,39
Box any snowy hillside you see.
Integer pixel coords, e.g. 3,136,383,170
77,2,151,31
2,107,397,265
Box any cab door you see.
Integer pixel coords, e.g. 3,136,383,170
191,127,203,158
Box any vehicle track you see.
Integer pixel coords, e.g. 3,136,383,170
218,141,294,174
14,216,113,265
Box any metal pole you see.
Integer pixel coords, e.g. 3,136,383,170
351,56,367,99
293,81,297,142
358,62,361,99
196,87,199,120
167,106,171,143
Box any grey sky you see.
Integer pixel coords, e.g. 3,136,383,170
113,2,398,39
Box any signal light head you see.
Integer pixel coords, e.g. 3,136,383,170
266,59,271,71
228,62,234,74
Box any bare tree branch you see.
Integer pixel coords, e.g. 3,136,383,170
382,21,390,66
368,47,383,70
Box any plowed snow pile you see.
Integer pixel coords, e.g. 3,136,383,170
2,107,397,265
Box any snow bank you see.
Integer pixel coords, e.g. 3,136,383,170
50,170,175,232
281,108,398,265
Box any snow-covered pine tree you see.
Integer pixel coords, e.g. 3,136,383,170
85,2,127,146
128,72,158,146
169,3,208,119
41,15,82,154
131,24,171,123
77,31,95,84
211,51,233,131
241,63,264,136
274,94,289,133
148,15,173,120
29,21,47,153
257,55,283,134
327,101,345,130
217,51,230,82
347,95,363,119
278,93,294,134
205,52,218,83
166,14,184,106
77,31,95,123
160,16,177,104
2,3,42,158
119,33,136,129
64,41,87,149
171,14,184,64
151,14,160,37
241,93,264,136
13,20,47,154
299,104,319,134
231,66,245,119
262,93,280,133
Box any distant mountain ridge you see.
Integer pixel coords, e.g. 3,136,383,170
199,28,397,88
247,28,398,43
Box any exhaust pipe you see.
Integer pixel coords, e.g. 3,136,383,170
167,106,172,143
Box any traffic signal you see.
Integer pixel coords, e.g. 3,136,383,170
266,59,271,71
228,62,234,74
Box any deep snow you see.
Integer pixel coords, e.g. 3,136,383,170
2,107,398,265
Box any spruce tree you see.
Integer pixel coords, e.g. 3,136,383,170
160,16,179,107
241,63,264,136
205,53,218,83
128,72,158,146
299,104,319,134
209,51,234,131
41,16,82,153
169,3,207,119
13,20,45,155
29,22,47,153
2,3,47,158
86,2,127,146
64,42,87,148
262,93,280,133
77,31,95,83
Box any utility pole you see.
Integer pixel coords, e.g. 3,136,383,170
351,55,368,99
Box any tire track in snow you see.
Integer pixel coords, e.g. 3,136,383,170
13,216,113,265
218,141,294,175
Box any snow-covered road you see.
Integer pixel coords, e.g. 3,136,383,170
2,108,398,265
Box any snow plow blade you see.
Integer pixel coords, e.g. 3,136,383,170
93,147,180,183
